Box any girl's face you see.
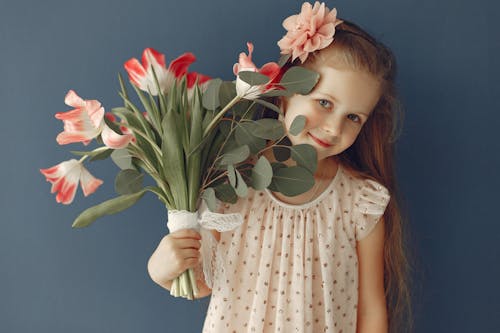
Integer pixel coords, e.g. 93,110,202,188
282,64,381,162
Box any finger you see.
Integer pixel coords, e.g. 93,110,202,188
170,229,201,240
169,237,201,250
177,239,201,250
184,257,200,269
178,248,201,259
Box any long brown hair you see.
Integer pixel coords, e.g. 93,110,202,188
298,20,413,332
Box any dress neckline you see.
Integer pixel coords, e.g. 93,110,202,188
264,164,342,209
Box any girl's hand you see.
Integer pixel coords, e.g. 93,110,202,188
147,229,202,288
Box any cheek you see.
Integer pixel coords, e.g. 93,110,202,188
343,126,363,145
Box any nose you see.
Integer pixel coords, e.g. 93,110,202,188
321,114,343,137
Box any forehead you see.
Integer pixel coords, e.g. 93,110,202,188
309,64,381,113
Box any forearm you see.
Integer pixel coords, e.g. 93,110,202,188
356,307,388,333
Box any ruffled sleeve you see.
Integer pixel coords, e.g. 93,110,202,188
353,179,391,240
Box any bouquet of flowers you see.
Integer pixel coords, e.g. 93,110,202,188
40,42,319,300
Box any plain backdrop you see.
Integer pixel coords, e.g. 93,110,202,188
1,0,499,332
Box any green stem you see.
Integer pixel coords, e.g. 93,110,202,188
202,95,241,138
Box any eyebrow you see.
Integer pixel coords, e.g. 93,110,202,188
316,91,371,117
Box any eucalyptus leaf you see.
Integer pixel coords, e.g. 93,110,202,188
289,115,306,136
202,78,222,110
280,66,319,95
214,183,238,204
72,189,147,228
114,169,144,195
219,145,250,166
234,169,248,197
273,146,291,162
254,98,282,115
251,156,273,190
271,166,314,196
234,122,266,154
260,89,292,98
227,164,236,187
111,148,133,170
219,81,236,107
272,136,292,162
253,119,285,141
290,144,317,173
201,187,216,212
267,162,287,192
238,71,269,86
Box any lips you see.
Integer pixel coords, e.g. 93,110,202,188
308,132,333,148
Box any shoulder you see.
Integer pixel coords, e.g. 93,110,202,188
341,167,391,240
341,167,390,207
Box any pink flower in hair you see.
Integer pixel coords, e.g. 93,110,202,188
277,1,343,63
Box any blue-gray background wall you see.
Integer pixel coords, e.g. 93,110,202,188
1,0,498,332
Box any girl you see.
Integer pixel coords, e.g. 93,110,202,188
147,3,411,332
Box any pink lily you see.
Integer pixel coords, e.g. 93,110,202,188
56,91,134,149
124,48,207,96
40,159,103,205
233,42,281,100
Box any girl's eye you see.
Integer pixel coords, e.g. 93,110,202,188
318,99,331,108
347,114,361,123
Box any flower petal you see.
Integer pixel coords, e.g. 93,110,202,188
124,58,148,89
141,48,166,69
64,90,85,108
277,2,341,63
80,167,103,196
41,159,82,205
101,123,134,149
168,52,196,78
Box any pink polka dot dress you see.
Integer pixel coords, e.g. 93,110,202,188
202,164,390,333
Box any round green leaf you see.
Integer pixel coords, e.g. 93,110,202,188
201,187,216,212
253,98,282,115
251,156,273,190
219,81,236,107
214,183,238,204
280,66,319,95
219,145,250,165
271,166,314,196
234,169,248,197
111,148,132,170
202,78,222,110
253,119,285,140
289,115,306,136
235,123,267,154
227,164,236,187
114,169,144,195
290,144,317,173
238,71,270,86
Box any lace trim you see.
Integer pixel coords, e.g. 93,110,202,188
166,205,243,289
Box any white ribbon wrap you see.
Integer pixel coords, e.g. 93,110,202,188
166,202,243,289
